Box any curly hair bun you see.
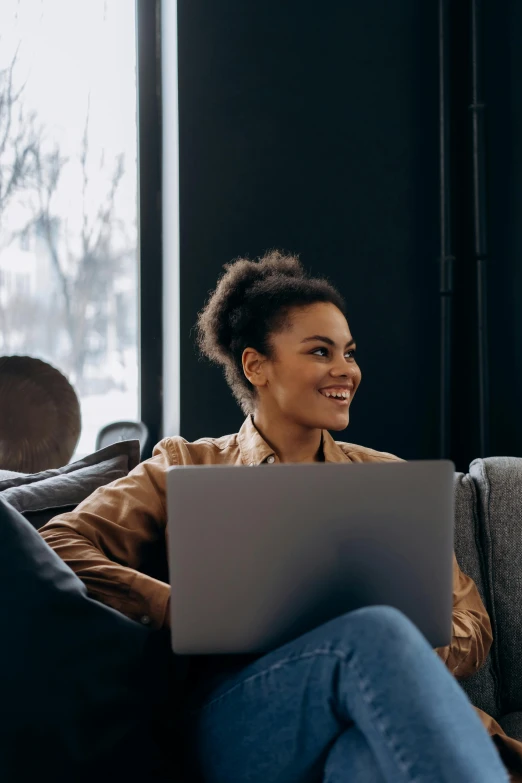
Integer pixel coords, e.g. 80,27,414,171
219,250,306,315
198,251,303,360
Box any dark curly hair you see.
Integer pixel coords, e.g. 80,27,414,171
196,250,346,414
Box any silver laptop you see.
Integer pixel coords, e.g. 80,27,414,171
167,460,455,655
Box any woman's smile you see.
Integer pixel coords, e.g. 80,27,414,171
318,385,353,405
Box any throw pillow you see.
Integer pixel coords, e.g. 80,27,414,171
0,497,174,782
0,439,140,528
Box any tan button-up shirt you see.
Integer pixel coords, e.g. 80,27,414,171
39,416,522,779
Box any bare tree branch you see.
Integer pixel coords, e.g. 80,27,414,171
30,109,127,385
0,48,38,217
31,144,73,342
0,52,131,390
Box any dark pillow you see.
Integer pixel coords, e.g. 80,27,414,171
0,497,175,782
0,440,140,529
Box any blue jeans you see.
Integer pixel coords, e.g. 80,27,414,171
185,606,508,783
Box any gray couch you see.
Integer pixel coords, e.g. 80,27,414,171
1,444,522,776
454,457,522,739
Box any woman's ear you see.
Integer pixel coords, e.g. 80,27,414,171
242,348,268,388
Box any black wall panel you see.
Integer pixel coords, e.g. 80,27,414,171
177,1,441,461
484,1,522,460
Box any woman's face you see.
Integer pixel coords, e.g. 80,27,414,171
247,302,362,432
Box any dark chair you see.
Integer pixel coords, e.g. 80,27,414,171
95,420,149,457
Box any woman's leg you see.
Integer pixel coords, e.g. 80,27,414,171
185,606,508,783
324,727,385,783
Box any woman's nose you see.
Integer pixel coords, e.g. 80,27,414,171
330,355,350,376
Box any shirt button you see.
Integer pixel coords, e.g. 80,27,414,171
140,615,151,625
267,456,275,464
249,462,255,466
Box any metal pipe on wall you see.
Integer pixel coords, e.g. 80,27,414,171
470,0,490,457
439,0,454,459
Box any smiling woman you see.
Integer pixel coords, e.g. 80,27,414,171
196,250,362,463
40,250,517,781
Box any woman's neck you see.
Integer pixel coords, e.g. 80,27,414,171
252,410,323,464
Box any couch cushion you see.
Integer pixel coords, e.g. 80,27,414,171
469,457,522,715
0,440,140,529
453,471,500,718
0,496,174,782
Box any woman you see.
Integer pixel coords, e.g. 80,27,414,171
41,251,519,782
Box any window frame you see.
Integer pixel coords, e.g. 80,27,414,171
136,0,164,460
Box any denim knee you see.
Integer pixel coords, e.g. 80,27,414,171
328,605,426,656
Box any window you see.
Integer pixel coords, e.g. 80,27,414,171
0,0,139,458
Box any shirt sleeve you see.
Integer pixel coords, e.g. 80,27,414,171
39,438,174,630
435,553,493,678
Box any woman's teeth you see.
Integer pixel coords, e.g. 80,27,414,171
320,390,350,399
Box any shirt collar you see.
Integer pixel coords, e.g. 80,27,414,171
237,416,277,465
321,429,351,463
237,415,350,465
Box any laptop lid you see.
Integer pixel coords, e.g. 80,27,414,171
167,460,454,654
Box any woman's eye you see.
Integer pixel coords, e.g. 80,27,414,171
311,347,357,360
